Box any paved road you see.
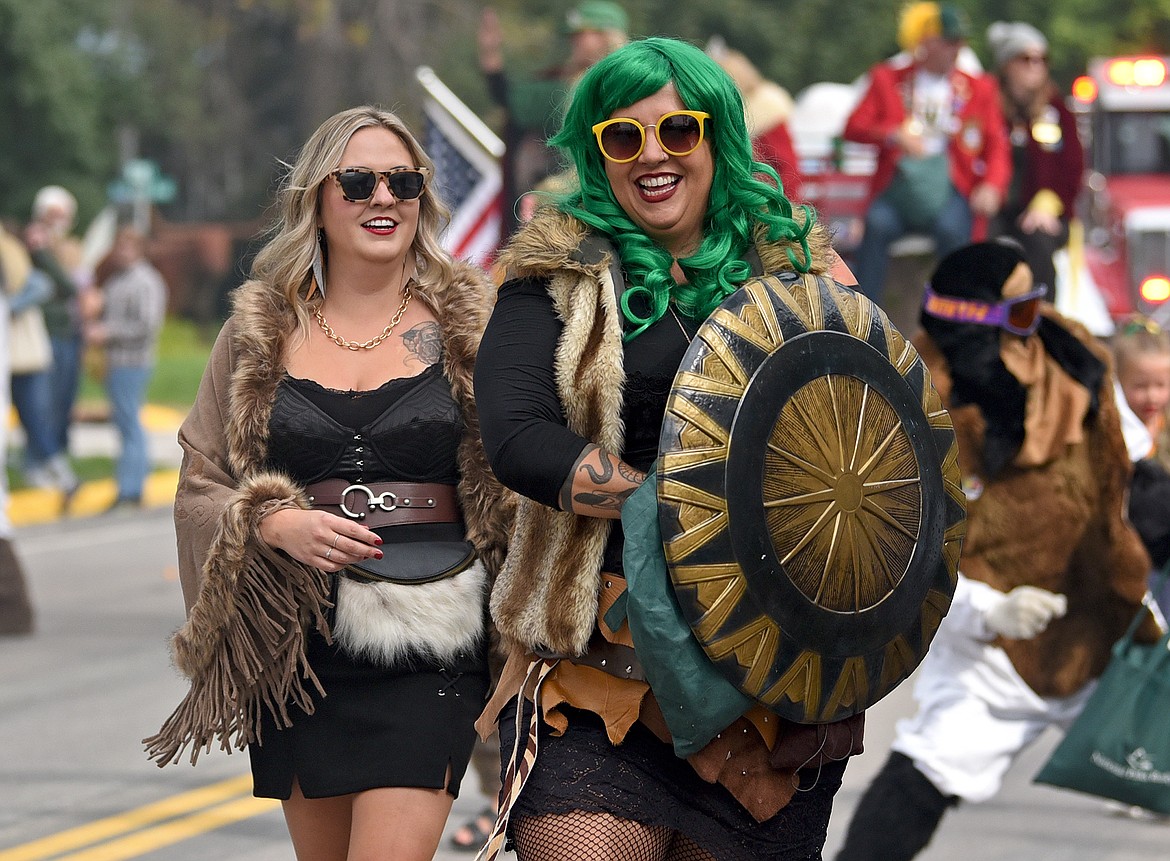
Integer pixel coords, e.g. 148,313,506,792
1,510,1164,860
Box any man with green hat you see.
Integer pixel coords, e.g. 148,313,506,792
477,2,629,235
564,0,628,38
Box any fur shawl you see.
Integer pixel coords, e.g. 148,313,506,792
489,206,835,656
913,313,1153,697
145,261,513,765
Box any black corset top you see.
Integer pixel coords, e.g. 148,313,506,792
266,362,462,486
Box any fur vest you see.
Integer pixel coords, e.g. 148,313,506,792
145,261,513,765
489,206,835,656
913,314,1153,697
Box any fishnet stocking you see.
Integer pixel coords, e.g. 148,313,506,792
512,811,720,861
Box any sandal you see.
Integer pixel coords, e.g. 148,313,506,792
448,805,496,852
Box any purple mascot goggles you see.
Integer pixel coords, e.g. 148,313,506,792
922,283,1047,336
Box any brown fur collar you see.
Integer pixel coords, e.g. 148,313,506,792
913,312,1152,696
489,207,836,657
499,205,835,283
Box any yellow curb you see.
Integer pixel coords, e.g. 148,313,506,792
7,404,185,433
8,469,180,526
141,404,187,433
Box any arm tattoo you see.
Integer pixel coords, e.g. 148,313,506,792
401,321,443,366
558,443,645,513
573,486,638,511
560,444,600,512
618,461,645,484
582,455,614,484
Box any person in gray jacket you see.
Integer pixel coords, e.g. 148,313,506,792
87,226,166,510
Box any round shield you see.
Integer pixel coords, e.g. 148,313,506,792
656,272,966,724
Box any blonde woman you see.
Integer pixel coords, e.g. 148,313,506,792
147,105,512,861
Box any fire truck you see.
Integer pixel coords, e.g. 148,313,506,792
1072,56,1170,326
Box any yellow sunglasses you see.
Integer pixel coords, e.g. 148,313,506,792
591,110,711,164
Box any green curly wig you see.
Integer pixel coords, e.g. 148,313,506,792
551,36,814,339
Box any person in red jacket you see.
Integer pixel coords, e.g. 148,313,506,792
843,2,1010,303
986,21,1084,303
709,40,803,199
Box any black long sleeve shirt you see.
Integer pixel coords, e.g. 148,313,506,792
475,275,700,571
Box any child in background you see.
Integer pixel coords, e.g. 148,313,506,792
1114,316,1170,466
1112,315,1170,616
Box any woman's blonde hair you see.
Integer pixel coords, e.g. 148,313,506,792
248,105,453,338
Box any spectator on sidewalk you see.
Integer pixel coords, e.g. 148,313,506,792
1111,316,1170,617
0,225,37,635
87,226,167,510
986,21,1084,303
25,185,90,496
709,38,803,199
478,2,628,236
842,2,1010,303
3,224,61,495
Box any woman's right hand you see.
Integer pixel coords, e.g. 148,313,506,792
258,508,383,573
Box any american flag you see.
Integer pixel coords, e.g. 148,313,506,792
416,66,504,266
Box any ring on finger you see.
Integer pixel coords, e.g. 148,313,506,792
325,547,334,560
330,533,341,550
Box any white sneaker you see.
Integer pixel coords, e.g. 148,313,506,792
46,454,80,496
21,464,54,489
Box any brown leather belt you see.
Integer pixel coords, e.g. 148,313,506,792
535,630,645,682
530,574,647,681
305,479,461,528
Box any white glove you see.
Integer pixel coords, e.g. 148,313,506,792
983,586,1068,640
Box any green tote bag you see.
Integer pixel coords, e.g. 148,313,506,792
1034,579,1170,813
882,153,953,232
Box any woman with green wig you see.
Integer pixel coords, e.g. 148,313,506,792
474,37,858,860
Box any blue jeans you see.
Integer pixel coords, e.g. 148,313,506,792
107,365,152,501
49,334,83,455
852,189,974,304
10,370,58,467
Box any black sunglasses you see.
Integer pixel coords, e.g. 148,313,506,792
327,166,430,203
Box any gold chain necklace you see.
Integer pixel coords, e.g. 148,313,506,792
315,282,413,351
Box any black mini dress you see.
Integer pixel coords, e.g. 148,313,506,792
248,363,489,800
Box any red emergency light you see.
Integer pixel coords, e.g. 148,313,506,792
1071,75,1098,104
1105,57,1168,87
1139,275,1170,304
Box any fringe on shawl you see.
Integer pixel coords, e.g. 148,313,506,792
144,487,332,766
144,543,330,765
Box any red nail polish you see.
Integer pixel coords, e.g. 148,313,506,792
374,537,383,546
374,551,384,559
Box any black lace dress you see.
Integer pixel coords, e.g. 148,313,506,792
476,277,845,860
247,364,489,800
